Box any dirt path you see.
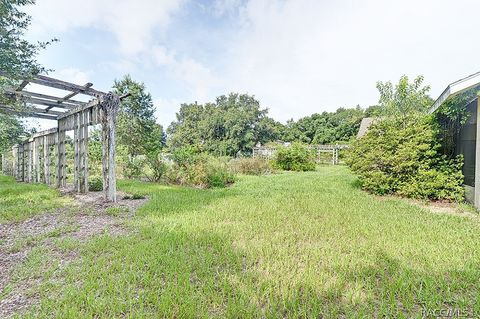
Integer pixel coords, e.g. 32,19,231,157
0,191,147,318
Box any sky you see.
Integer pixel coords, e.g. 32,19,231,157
23,0,480,130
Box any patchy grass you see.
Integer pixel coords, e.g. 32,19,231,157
0,175,70,223
10,167,480,317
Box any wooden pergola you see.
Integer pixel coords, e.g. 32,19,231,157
0,73,122,202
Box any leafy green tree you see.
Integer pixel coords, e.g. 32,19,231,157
376,75,433,118
0,0,53,153
283,107,365,144
0,0,54,79
168,93,276,156
0,114,27,153
113,75,166,157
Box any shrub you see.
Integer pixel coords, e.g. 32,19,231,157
171,146,201,168
273,143,316,171
229,157,273,175
123,155,146,179
167,154,235,188
346,115,464,201
145,152,168,182
88,176,103,192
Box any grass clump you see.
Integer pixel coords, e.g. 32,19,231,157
229,157,273,175
0,175,69,223
167,148,236,188
88,176,103,192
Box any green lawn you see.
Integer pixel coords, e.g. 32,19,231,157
0,175,70,223
9,167,480,317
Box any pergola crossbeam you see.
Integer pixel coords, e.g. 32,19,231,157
0,107,58,120
22,97,78,109
16,90,85,105
16,80,29,91
31,75,104,97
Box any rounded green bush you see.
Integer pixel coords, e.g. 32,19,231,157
273,143,316,171
88,176,103,192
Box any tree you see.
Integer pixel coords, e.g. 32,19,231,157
113,75,166,157
167,93,276,156
0,0,54,153
283,107,365,144
0,0,54,78
0,114,27,153
376,75,433,118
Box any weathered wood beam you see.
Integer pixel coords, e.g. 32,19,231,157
31,75,105,97
57,98,99,120
57,120,67,188
43,135,50,184
15,90,85,105
32,128,58,139
61,82,93,101
1,105,63,116
0,107,58,120
81,110,89,192
34,138,40,182
101,93,119,202
22,97,78,109
16,80,29,91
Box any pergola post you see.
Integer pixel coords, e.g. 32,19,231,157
43,135,50,185
74,113,80,191
57,121,67,188
80,110,89,192
101,93,119,202
27,141,33,183
34,138,40,182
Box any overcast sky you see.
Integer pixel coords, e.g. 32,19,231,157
24,0,480,130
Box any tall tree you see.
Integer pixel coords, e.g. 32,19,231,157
0,0,54,153
0,114,27,153
113,75,166,157
284,107,365,144
376,75,433,117
167,93,275,156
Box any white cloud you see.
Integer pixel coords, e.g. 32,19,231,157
27,0,183,55
153,97,182,129
221,0,480,122
151,45,219,101
212,0,242,17
23,0,480,128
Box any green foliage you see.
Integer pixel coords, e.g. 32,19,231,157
23,168,480,318
171,145,202,168
113,75,166,157
145,153,168,182
0,175,69,223
346,115,464,201
168,93,278,156
284,107,365,144
0,113,27,153
375,75,433,117
229,157,273,175
88,176,103,192
167,154,236,188
273,143,316,171
0,0,56,79
123,156,146,179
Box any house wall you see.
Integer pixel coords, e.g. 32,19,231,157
456,99,477,189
